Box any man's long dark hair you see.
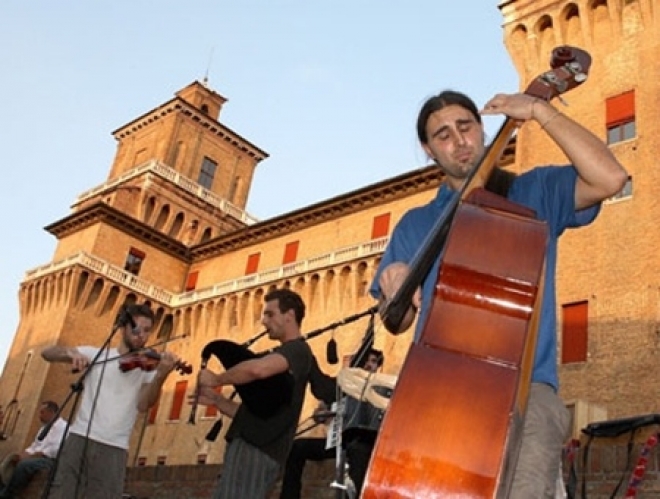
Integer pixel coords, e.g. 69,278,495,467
417,89,516,197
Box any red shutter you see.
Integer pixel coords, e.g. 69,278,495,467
371,213,391,239
561,301,588,364
129,247,146,259
169,381,188,420
203,386,225,417
245,253,261,275
283,241,299,264
606,91,635,127
147,393,160,424
185,271,199,291
204,404,218,418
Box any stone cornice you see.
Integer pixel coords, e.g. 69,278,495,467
46,159,515,265
111,97,269,162
192,165,444,260
46,166,442,265
45,203,191,261
499,0,567,27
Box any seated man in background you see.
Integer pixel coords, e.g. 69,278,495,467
0,400,67,499
279,348,383,499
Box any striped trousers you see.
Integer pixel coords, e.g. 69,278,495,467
213,438,280,499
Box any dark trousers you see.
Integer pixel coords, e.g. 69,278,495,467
0,456,53,499
344,436,375,496
279,438,335,499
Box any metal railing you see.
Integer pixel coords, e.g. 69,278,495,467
74,159,259,225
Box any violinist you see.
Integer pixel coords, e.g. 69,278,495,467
41,303,180,499
371,90,627,498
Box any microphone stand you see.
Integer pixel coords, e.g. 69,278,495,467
39,310,129,498
329,309,377,499
302,306,378,344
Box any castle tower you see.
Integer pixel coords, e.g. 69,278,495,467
0,74,425,466
0,80,269,453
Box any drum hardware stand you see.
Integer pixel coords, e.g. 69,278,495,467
330,309,379,498
329,445,356,499
329,455,356,499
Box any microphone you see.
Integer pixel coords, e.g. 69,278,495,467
118,306,138,334
326,337,339,365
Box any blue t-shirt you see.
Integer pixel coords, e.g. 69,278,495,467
369,166,599,390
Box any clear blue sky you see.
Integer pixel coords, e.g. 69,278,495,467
0,2,517,370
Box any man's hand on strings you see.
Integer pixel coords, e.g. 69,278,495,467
378,261,421,334
481,93,556,128
378,262,422,309
155,351,179,376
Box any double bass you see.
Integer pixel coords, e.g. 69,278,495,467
362,46,592,498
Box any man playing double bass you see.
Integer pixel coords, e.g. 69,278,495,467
371,90,627,497
193,289,313,499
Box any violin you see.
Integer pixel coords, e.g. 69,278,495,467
118,349,193,375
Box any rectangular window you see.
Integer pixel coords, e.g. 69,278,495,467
133,147,148,167
245,253,261,275
561,301,588,364
198,157,217,190
185,271,199,292
168,380,188,421
282,241,299,264
124,247,145,276
606,90,635,144
608,176,633,202
371,213,391,239
203,387,225,417
204,403,218,418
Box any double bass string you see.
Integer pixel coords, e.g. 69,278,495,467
378,124,512,335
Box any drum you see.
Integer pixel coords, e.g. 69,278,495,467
337,367,397,445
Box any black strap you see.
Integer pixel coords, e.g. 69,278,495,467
564,439,579,499
566,462,577,499
581,435,593,499
609,430,636,498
